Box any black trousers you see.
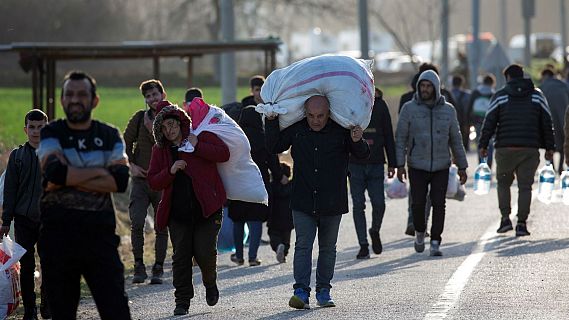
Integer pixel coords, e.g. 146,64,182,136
268,227,291,256
408,167,449,242
168,209,222,307
14,215,46,311
38,211,131,320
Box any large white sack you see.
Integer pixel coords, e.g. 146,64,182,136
179,105,268,205
256,54,375,130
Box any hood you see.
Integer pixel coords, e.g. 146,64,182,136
504,78,535,97
184,97,210,130
152,104,192,148
476,84,495,96
414,70,444,105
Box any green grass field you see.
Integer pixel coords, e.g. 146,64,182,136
0,87,252,151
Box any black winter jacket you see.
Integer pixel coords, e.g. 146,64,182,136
350,93,396,166
479,78,555,150
265,118,369,216
2,142,42,225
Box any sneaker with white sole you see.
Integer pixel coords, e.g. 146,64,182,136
289,288,310,309
414,231,425,253
316,288,335,307
276,243,286,263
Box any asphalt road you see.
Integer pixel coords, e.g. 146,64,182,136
78,153,569,319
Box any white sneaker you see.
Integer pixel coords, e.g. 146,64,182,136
276,243,286,263
414,231,425,253
430,240,442,256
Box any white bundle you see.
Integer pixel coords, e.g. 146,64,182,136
256,54,375,130
179,105,268,205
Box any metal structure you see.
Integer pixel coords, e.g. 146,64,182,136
0,38,281,120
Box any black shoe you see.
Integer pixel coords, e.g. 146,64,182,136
132,260,148,284
40,300,51,319
369,229,382,254
206,285,219,306
515,223,531,236
249,258,262,266
356,245,370,259
405,224,415,236
497,217,513,233
230,253,244,265
23,307,38,320
150,263,164,285
173,303,189,315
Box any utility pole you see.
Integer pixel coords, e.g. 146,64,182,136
469,0,480,90
561,0,568,69
220,0,236,105
522,0,535,68
358,0,370,59
441,0,449,86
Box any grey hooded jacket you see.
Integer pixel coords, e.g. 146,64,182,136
395,70,468,172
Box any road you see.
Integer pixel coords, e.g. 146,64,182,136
78,153,569,319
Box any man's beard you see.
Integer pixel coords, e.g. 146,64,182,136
65,103,92,123
421,91,435,101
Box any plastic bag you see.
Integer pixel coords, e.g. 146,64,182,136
256,54,375,130
446,165,459,198
179,100,268,204
385,177,408,199
0,235,26,319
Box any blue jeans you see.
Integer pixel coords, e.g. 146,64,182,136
348,163,385,246
233,221,262,260
292,210,342,292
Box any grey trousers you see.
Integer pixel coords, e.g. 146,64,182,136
495,148,540,223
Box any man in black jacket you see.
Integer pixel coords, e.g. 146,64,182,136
349,88,396,259
266,95,369,309
1,109,50,320
479,64,555,237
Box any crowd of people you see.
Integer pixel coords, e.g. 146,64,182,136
0,60,566,318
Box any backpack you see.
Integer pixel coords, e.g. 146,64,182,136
472,95,492,122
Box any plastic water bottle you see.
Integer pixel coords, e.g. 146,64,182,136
473,158,492,195
537,161,555,204
561,169,569,205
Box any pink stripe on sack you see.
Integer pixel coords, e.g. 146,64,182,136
281,71,374,103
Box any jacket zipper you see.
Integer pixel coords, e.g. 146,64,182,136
25,146,37,217
430,107,434,172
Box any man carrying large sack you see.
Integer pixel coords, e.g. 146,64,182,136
265,95,369,309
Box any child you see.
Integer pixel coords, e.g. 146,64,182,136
268,162,294,263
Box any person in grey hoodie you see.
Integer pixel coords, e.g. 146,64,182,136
395,70,468,256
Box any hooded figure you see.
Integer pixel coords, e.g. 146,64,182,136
395,70,468,257
147,103,230,313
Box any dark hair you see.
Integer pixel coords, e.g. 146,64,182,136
503,64,524,79
62,70,97,99
25,109,48,125
482,73,496,86
185,87,203,103
541,68,555,78
139,79,165,95
419,63,440,75
280,162,292,178
452,74,465,87
249,75,265,89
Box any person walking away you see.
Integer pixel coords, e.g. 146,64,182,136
1,109,50,320
349,87,396,259
396,70,468,257
479,64,555,236
450,74,472,152
37,71,131,319
124,79,169,284
469,74,496,167
266,95,370,309
147,102,229,315
267,162,294,263
539,67,569,174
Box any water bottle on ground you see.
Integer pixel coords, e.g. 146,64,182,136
473,158,492,195
537,161,555,204
561,169,569,205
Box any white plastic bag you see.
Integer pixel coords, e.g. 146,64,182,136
179,105,268,205
385,177,408,199
256,54,375,130
0,235,26,319
446,165,459,198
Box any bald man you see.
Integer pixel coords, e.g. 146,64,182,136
265,95,370,309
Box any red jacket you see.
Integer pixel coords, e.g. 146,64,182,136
147,105,230,231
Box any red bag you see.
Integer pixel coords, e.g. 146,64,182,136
0,235,25,319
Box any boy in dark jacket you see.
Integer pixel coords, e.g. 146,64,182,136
1,109,50,320
268,162,294,263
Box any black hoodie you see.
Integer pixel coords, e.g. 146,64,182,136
479,78,555,150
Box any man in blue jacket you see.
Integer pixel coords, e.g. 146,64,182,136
266,95,369,309
479,64,555,236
